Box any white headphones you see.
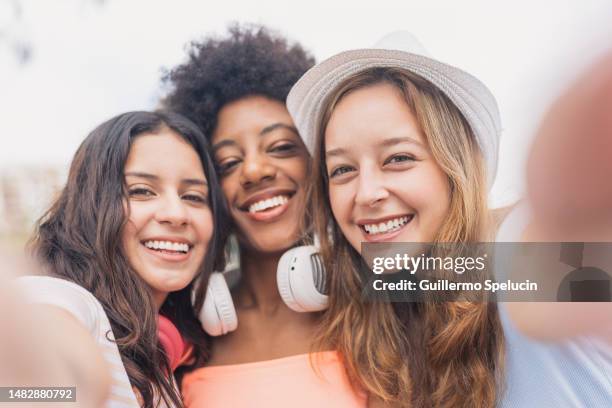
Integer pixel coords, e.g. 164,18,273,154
195,245,329,336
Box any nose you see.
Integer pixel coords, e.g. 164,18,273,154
354,166,389,207
239,153,277,188
155,194,189,227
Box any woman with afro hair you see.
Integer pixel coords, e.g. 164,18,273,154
164,24,367,407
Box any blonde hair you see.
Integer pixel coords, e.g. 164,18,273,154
310,67,504,407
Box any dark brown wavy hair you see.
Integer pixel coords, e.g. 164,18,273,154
30,111,227,407
310,68,504,407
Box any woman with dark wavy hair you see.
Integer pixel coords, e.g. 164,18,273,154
24,111,226,407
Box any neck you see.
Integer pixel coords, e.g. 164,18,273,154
152,291,167,311
236,247,285,313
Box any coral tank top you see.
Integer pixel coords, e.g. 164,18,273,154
182,351,367,407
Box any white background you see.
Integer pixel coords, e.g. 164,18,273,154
1,0,611,207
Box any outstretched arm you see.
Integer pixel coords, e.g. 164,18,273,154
0,250,110,408
505,50,612,343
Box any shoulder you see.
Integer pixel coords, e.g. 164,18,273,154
15,275,142,407
15,275,104,335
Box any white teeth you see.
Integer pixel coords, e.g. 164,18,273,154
363,216,411,235
248,195,289,213
144,240,189,253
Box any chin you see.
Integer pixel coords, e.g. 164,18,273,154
255,241,296,255
249,236,299,255
150,272,195,293
240,228,301,254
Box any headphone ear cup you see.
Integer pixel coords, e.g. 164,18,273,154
277,245,329,312
277,251,303,312
157,315,185,371
198,272,238,336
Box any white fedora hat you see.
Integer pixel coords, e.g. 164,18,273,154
287,31,502,188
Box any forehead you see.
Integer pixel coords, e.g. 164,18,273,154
212,95,295,144
325,83,424,151
125,130,205,177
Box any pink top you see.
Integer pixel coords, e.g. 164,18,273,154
182,351,367,408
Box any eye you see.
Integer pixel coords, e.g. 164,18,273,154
182,193,208,204
384,154,416,166
269,141,298,155
128,187,155,198
217,158,241,175
329,165,355,178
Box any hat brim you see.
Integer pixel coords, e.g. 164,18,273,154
287,48,501,188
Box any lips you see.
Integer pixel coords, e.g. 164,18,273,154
247,195,290,213
140,237,194,261
356,214,414,242
143,240,190,253
360,215,413,235
237,189,296,222
238,189,296,212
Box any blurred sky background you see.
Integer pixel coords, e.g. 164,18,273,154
1,0,612,210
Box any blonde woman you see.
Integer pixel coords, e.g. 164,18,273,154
287,32,504,407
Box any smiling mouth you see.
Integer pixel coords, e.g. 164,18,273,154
142,240,192,254
241,193,294,214
359,215,414,235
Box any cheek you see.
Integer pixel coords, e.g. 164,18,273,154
393,165,450,235
329,188,361,250
423,175,450,216
393,165,450,213
287,157,309,187
120,220,140,265
417,170,451,238
328,184,356,233
121,203,142,240
219,175,238,204
328,186,345,220
122,200,151,233
196,210,214,246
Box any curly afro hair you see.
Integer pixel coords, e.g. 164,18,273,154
162,24,315,138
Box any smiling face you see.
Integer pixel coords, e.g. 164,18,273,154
122,129,213,307
324,82,450,253
212,96,309,254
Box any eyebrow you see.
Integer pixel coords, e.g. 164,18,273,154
326,136,423,157
212,139,235,153
260,123,299,136
325,147,348,158
212,123,299,153
124,171,208,186
381,136,424,148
